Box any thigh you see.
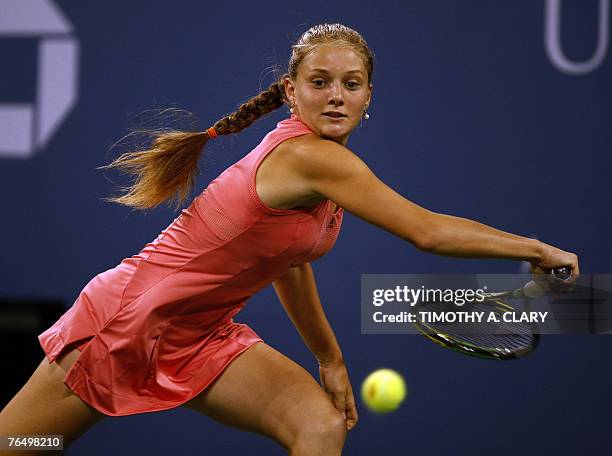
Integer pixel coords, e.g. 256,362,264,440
182,342,341,449
0,348,106,453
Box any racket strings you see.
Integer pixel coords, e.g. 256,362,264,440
414,298,537,354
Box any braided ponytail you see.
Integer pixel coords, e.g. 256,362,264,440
211,76,287,135
99,77,288,211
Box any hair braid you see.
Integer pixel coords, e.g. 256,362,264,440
212,76,287,136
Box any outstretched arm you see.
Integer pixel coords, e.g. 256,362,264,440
282,138,579,282
272,262,358,431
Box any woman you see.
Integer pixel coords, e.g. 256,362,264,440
0,23,578,455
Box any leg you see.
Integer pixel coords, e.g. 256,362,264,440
182,342,347,455
0,348,106,455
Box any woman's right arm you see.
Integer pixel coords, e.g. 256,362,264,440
282,138,579,281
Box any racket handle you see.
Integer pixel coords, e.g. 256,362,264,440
522,266,572,298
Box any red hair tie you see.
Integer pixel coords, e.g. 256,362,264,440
206,127,218,138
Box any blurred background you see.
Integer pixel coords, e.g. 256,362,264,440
1,0,610,454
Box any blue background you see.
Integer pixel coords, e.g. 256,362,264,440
1,0,611,454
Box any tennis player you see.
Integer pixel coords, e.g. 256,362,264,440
0,23,579,455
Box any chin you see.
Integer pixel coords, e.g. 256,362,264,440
319,125,349,138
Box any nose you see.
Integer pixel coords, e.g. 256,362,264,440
328,82,344,106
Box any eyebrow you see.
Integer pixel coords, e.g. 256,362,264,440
308,68,365,76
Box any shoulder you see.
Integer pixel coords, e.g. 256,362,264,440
280,134,368,182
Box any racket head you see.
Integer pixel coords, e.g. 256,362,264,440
413,297,540,360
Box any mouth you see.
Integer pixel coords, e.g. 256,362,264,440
322,112,347,120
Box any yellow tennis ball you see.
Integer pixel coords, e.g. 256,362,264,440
361,368,407,414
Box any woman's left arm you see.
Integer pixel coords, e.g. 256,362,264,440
272,263,358,430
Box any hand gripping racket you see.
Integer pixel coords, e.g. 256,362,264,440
413,267,572,360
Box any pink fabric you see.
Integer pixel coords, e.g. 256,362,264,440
38,114,344,416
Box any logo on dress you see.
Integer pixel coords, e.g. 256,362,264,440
326,216,336,232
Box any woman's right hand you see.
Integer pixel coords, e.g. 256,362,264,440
530,242,580,294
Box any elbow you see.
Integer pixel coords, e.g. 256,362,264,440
412,213,439,253
414,232,436,252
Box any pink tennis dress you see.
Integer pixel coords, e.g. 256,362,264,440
38,114,344,416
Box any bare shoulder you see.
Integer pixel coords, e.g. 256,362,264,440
281,135,370,183
254,133,333,209
255,134,369,210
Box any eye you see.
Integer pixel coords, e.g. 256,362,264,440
312,79,327,88
346,81,360,89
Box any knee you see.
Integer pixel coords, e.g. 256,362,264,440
292,409,347,451
319,412,347,444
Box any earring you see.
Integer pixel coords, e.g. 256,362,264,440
364,111,370,120
290,107,294,113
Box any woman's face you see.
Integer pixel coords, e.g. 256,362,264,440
285,44,372,146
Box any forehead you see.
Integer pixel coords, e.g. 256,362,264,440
300,44,366,75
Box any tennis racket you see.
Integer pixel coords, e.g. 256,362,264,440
413,267,572,360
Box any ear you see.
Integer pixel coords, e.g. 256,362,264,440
283,77,296,106
366,83,373,108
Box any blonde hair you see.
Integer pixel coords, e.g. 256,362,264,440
99,23,374,211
